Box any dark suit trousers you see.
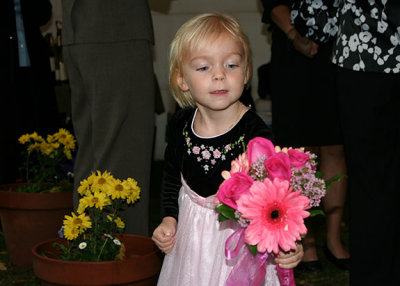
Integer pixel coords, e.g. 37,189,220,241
336,67,400,285
64,40,155,236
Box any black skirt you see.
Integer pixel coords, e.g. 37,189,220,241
268,29,342,148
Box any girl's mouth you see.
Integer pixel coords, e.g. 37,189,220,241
210,90,228,95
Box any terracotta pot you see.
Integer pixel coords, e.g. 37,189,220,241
0,184,73,267
32,234,163,286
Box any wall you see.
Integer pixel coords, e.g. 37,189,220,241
42,0,272,160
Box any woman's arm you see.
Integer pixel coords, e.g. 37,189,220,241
270,4,319,58
270,5,294,35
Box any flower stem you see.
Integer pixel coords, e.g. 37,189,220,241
96,238,109,261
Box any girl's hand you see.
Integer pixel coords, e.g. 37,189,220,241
152,216,177,254
275,243,304,269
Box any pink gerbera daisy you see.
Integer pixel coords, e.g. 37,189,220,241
236,178,310,254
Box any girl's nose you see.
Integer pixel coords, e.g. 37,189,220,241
213,71,225,81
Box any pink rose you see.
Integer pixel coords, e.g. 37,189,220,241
247,137,276,165
288,149,309,168
264,152,291,181
217,172,254,210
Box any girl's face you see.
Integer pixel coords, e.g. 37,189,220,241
177,33,249,113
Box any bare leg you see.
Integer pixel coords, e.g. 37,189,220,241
301,220,319,262
320,144,349,259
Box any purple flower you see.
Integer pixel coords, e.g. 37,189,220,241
58,226,64,238
290,161,326,207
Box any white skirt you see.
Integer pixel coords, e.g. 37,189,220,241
157,177,281,286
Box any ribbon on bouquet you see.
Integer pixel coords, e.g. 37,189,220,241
225,228,268,286
224,228,296,286
276,265,296,286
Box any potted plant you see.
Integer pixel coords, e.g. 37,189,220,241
32,171,162,285
0,129,75,267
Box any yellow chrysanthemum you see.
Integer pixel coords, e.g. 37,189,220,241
62,136,76,151
27,142,41,153
77,197,89,214
54,129,76,150
63,212,92,233
125,178,141,204
46,134,57,144
78,178,92,196
30,132,44,142
18,134,31,144
63,224,79,240
107,215,125,229
108,179,131,200
113,217,125,229
63,148,72,160
86,172,96,185
91,170,114,193
86,190,111,210
39,142,59,156
53,128,70,141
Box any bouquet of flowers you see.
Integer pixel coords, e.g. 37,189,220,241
57,170,141,261
216,137,340,286
17,128,76,193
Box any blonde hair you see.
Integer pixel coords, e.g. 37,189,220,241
169,13,252,108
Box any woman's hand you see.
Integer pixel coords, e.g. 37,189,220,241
287,28,319,58
275,243,304,269
152,216,177,254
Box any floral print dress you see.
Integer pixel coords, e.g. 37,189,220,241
291,0,400,73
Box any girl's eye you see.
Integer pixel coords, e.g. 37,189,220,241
196,66,208,72
227,64,239,69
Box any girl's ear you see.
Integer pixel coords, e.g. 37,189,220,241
177,71,189,91
244,68,250,85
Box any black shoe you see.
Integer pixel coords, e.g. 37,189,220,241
297,260,322,272
324,245,350,270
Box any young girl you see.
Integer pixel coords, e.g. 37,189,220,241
152,13,303,285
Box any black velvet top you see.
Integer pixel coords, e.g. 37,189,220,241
161,108,272,221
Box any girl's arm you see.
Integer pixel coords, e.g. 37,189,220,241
154,109,192,253
152,216,177,254
160,110,188,221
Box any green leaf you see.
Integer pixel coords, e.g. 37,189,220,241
247,244,258,256
315,171,324,179
309,209,325,217
325,174,346,191
216,204,238,221
218,213,229,222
